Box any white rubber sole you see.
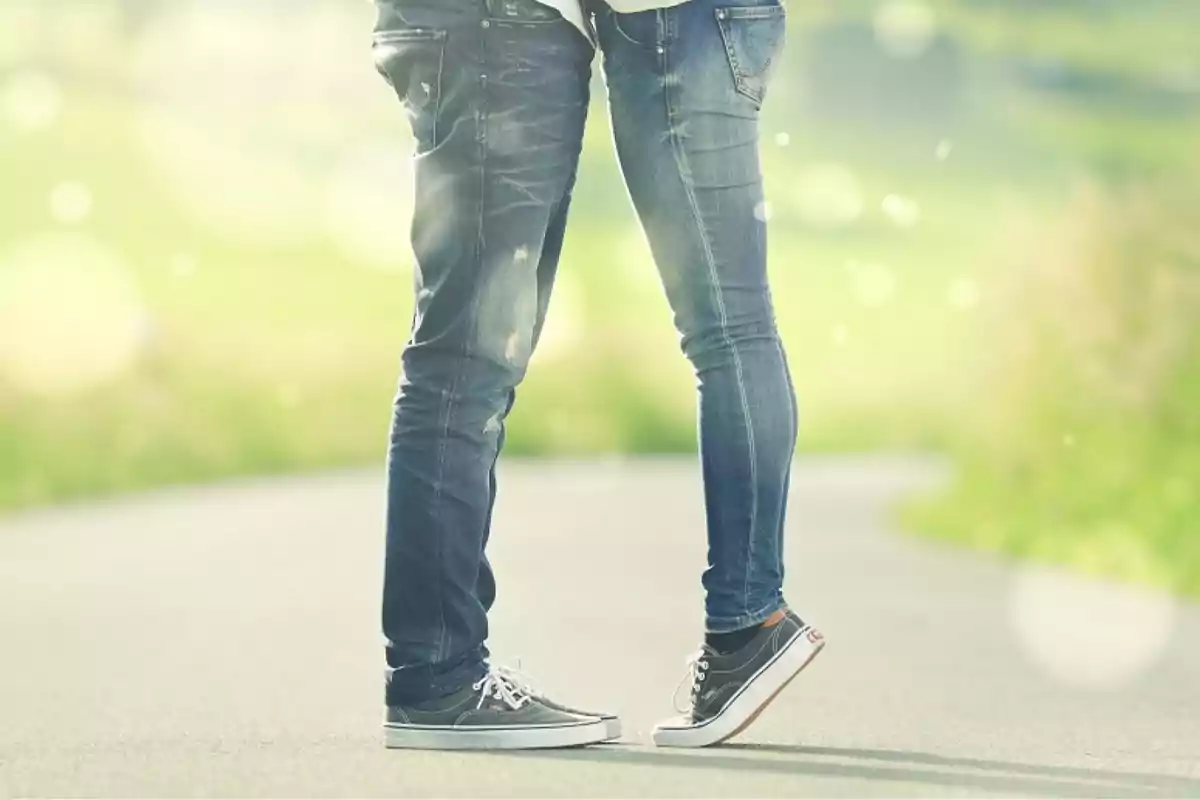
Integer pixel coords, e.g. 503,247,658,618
652,625,826,748
602,716,623,742
385,716,610,750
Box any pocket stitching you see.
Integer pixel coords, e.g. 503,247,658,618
721,5,785,21
609,8,653,47
373,29,447,149
714,6,786,107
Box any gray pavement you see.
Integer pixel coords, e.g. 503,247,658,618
1,457,1198,798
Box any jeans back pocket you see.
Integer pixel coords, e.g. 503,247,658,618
715,4,787,107
373,29,447,149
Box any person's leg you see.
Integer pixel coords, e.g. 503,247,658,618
375,0,592,706
475,181,577,617
595,0,794,637
594,0,823,746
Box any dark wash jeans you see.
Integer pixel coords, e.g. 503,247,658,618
374,0,797,705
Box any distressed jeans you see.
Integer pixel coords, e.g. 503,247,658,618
375,0,796,705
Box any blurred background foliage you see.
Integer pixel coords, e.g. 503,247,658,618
0,0,1196,593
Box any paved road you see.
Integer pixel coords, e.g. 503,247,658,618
2,457,1198,798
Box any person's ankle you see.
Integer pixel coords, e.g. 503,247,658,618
705,608,789,655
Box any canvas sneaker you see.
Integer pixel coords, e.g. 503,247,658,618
385,667,609,750
494,665,623,741
652,609,825,748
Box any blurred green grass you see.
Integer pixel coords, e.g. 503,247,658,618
904,184,1200,596
0,92,999,506
1,0,1198,596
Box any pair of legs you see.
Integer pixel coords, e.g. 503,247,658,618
376,0,797,707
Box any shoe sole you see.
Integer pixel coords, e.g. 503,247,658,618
385,717,610,751
537,701,621,742
602,717,623,742
651,625,826,749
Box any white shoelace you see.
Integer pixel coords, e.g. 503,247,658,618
493,663,539,697
472,667,532,710
672,649,710,714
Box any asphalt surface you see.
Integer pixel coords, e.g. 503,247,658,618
2,457,1198,798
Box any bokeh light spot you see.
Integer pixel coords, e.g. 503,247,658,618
774,132,791,147
0,234,147,395
1009,565,1175,690
936,139,954,161
170,252,200,279
49,181,93,225
873,0,937,59
2,70,62,132
791,163,864,228
947,277,980,310
881,194,921,228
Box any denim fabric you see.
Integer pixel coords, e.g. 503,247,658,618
590,0,795,634
374,0,592,704
375,0,794,705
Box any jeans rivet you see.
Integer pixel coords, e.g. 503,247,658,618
481,19,491,28
656,45,665,54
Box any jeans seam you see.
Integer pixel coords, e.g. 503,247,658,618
776,341,796,570
432,23,490,666
429,394,458,664
446,23,492,661
660,29,760,621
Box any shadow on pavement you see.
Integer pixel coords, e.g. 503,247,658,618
727,744,1200,795
509,742,1197,798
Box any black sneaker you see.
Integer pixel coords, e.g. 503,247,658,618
494,665,623,741
384,668,609,750
652,609,825,748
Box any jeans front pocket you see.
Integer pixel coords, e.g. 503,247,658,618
715,3,787,108
487,0,564,24
373,28,447,150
